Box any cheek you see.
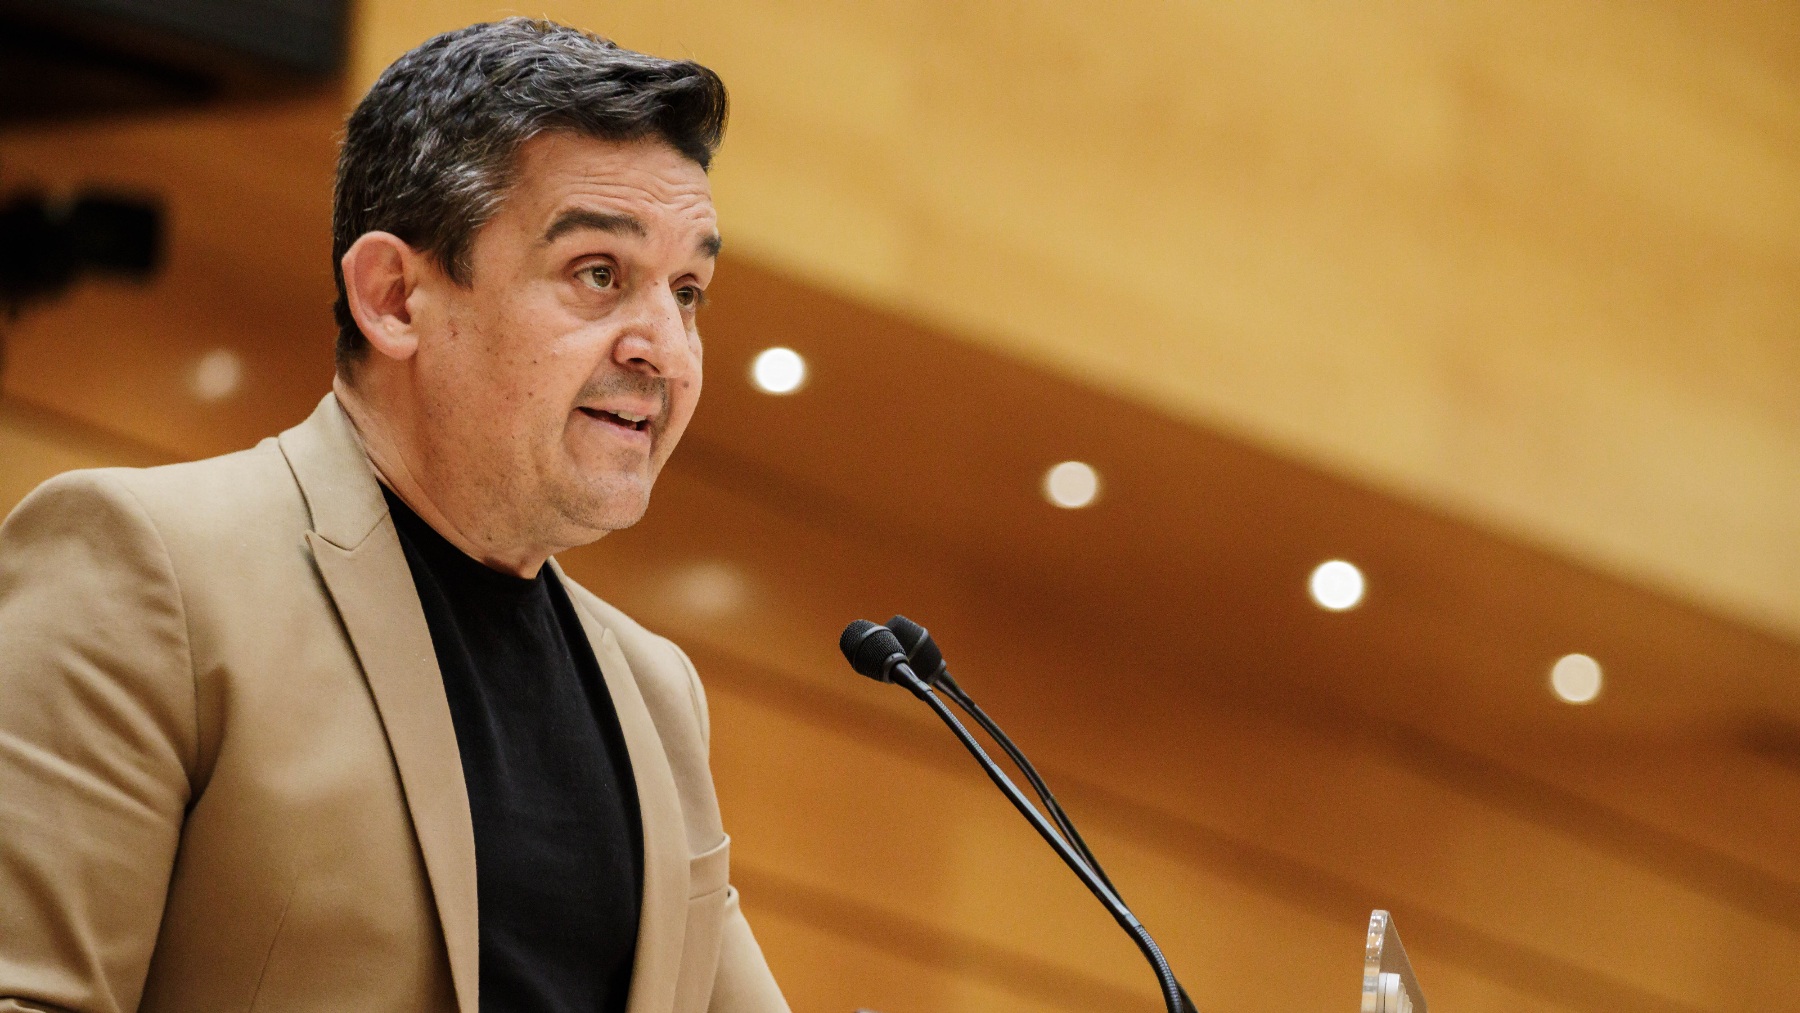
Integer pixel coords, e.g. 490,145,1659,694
672,372,702,424
682,330,704,391
474,307,589,412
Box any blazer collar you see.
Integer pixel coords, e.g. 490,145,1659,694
278,394,691,1013
280,394,480,1013
554,560,693,1013
277,392,389,552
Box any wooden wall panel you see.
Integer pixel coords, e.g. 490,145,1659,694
0,401,159,509
0,97,340,458
351,1,1800,641
4,10,1799,1009
556,460,1800,1012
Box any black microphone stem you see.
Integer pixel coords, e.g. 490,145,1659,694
934,672,1119,897
935,672,1196,1013
891,665,1190,1013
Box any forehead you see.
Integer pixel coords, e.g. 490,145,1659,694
501,131,717,237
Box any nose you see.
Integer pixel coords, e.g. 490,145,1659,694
611,283,696,379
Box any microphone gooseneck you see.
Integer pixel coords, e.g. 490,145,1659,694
885,614,1123,900
883,615,1194,1013
837,619,1192,1013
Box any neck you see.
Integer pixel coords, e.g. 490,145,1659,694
333,374,552,578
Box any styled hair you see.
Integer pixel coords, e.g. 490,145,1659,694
331,18,728,373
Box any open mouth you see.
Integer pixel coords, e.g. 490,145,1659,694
579,406,650,432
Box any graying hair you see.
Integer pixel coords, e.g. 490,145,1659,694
331,18,728,373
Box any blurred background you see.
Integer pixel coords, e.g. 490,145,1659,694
2,1,1798,1010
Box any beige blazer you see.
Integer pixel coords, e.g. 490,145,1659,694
0,394,789,1013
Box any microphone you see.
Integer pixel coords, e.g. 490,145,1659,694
883,615,946,684
837,619,927,693
838,620,1193,1013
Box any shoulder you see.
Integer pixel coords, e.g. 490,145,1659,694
8,439,299,536
0,467,179,596
2,441,312,613
0,466,210,775
104,439,303,533
29,439,304,546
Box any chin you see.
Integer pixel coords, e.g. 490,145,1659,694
590,499,652,534
552,474,653,538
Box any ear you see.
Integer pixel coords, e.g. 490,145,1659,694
341,231,427,362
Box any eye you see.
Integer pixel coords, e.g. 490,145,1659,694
674,284,705,310
577,264,615,290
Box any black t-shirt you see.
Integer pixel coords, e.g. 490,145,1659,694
384,487,643,1013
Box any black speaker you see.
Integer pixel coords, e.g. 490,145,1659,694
0,0,348,124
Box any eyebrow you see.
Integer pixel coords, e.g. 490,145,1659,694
541,207,723,260
541,208,646,245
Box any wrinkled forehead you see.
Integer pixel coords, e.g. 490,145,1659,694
503,131,719,249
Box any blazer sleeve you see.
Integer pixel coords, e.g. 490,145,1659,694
662,642,790,1013
0,472,198,1013
708,887,790,1013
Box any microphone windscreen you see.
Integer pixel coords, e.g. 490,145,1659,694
839,619,904,682
886,615,946,682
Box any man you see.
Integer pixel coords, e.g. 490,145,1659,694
0,19,788,1013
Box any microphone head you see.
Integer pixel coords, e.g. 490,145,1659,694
839,620,906,683
886,614,946,683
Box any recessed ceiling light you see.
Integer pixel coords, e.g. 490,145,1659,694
189,348,243,401
750,347,806,394
1309,560,1365,611
1551,653,1602,704
1043,460,1100,509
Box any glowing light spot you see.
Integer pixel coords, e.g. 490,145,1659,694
1551,654,1602,704
190,348,243,401
1309,560,1365,611
670,561,748,616
1043,461,1100,509
750,347,806,394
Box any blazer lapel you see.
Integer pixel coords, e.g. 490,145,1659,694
556,565,691,1013
279,395,479,1013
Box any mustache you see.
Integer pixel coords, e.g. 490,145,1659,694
576,373,668,414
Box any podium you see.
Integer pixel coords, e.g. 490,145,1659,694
1362,910,1427,1012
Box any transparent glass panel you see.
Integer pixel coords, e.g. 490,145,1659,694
1362,910,1428,1013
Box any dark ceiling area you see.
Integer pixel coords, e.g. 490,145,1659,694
0,0,345,125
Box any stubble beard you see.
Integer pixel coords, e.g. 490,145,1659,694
538,456,656,547
550,371,671,540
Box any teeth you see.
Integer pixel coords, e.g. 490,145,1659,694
613,410,648,423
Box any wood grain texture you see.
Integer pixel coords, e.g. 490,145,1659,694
4,12,1799,1008
347,0,1800,639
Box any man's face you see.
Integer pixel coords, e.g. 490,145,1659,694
408,132,717,551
